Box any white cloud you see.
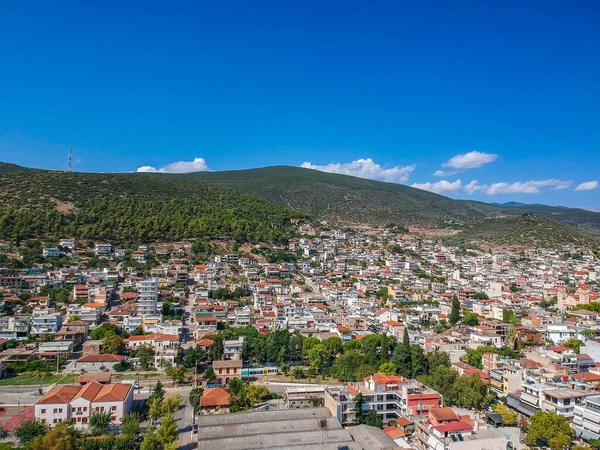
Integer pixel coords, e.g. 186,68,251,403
463,179,572,195
411,179,463,194
442,151,498,170
575,181,599,191
136,157,211,173
432,169,458,177
464,180,482,194
300,158,415,183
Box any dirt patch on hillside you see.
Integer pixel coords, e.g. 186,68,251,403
50,198,76,212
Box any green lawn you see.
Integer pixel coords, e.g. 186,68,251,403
0,373,78,386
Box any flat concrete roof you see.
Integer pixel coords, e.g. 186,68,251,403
197,408,358,450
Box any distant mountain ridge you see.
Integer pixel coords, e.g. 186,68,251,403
0,162,598,248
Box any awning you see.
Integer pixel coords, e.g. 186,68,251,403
506,394,538,417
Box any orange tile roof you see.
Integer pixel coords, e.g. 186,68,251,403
72,381,103,401
37,385,81,404
199,388,233,408
93,383,132,403
429,407,459,422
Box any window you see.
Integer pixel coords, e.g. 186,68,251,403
53,408,58,413
83,407,87,411
41,409,46,414
112,406,117,411
59,408,63,413
111,416,116,421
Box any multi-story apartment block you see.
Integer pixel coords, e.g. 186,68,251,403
0,315,30,340
31,307,63,334
573,394,600,441
66,304,102,327
346,373,443,424
137,278,158,317
43,247,60,258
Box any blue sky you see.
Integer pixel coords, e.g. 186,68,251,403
1,1,598,207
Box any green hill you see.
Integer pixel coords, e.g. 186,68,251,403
181,166,600,237
0,162,598,248
0,164,304,243
445,214,599,250
180,166,510,227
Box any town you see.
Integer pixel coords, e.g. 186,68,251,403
0,222,598,450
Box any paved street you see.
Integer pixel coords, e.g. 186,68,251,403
165,386,196,450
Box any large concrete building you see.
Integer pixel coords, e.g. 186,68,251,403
197,407,396,449
137,277,158,317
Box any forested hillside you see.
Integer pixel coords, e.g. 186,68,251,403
0,164,305,243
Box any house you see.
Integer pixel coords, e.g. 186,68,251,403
199,387,234,411
213,360,243,385
35,382,134,427
74,354,126,371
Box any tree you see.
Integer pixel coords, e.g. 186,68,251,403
379,361,398,375
462,311,479,326
449,295,460,325
365,409,382,428
410,345,429,378
563,338,582,354
582,329,597,341
502,309,517,325
140,428,161,450
493,403,517,426
189,387,204,412
243,384,269,407
204,366,216,384
120,412,140,436
518,415,529,432
525,411,574,450
307,344,331,373
89,409,112,435
165,364,186,385
453,374,490,410
14,419,47,446
330,350,365,381
156,413,178,446
90,323,120,340
228,377,244,395
148,380,165,402
30,422,83,450
162,394,183,415
391,331,412,378
148,397,163,425
426,351,451,369
101,335,124,355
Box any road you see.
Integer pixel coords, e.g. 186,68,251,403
165,386,196,450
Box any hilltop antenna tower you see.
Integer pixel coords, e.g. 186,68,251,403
68,149,73,172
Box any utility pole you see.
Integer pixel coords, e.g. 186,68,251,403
68,149,73,172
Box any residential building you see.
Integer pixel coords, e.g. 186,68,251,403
31,307,63,334
34,382,134,426
137,278,158,317
0,315,30,340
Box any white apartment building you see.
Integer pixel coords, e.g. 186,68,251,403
573,394,600,441
137,278,158,317
0,315,30,340
31,307,63,334
66,304,102,326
